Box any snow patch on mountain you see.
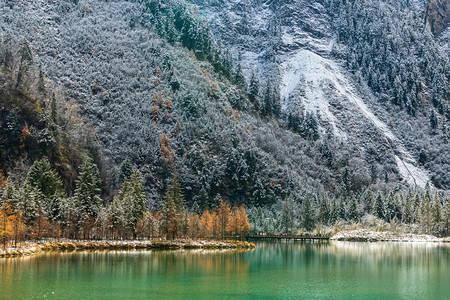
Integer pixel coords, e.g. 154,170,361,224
280,49,430,188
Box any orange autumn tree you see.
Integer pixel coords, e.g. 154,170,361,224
228,205,250,238
228,205,239,236
200,208,213,238
7,211,26,247
235,205,250,237
217,199,232,239
211,210,220,239
188,212,200,239
0,205,8,249
159,131,175,166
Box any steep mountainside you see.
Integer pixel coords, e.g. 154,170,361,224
193,0,450,189
0,0,448,211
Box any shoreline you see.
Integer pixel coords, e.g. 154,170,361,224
331,229,450,243
0,239,256,258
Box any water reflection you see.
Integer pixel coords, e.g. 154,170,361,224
0,242,448,299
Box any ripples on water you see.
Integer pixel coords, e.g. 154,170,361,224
0,241,448,299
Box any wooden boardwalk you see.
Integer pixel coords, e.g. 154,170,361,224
244,235,330,241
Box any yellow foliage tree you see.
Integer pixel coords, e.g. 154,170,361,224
236,205,250,237
188,212,200,239
217,199,232,239
7,211,26,247
200,208,213,238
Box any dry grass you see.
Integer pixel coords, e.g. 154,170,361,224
0,239,255,258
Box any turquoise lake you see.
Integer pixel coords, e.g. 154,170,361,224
0,241,448,299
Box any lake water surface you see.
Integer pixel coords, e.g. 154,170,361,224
0,241,448,299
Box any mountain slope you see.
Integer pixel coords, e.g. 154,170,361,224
193,0,450,189
0,0,448,212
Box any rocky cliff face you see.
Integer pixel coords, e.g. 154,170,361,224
424,0,450,36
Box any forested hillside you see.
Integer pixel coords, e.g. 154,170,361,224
0,0,448,240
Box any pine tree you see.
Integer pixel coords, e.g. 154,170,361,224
385,191,396,222
50,92,57,125
443,199,450,237
430,110,438,129
374,192,385,220
318,195,330,225
362,190,374,214
161,174,185,240
402,194,413,224
16,39,33,88
413,193,421,223
74,159,102,235
281,197,294,233
423,190,432,234
114,169,147,238
25,158,63,221
38,69,47,98
302,194,315,231
431,193,442,236
347,196,358,222
338,198,346,221
261,79,273,117
15,182,40,226
197,186,209,211
234,61,246,88
329,198,338,225
248,71,259,102
118,158,134,184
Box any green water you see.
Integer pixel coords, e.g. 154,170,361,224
0,242,448,299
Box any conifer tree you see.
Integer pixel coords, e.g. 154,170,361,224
234,61,246,88
15,182,40,226
302,194,315,231
338,198,346,221
25,158,63,221
443,199,450,237
347,196,358,222
161,174,185,240
318,196,330,225
402,194,413,224
431,193,442,236
118,158,134,184
385,191,395,222
74,159,102,235
423,191,432,234
413,193,421,223
50,92,57,125
374,192,385,220
329,198,338,224
197,186,209,211
248,71,259,102
16,39,32,88
281,197,294,233
261,79,273,117
38,69,47,98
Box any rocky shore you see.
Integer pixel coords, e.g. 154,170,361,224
0,239,256,258
332,229,450,243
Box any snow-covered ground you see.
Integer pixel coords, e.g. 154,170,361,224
332,229,449,243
